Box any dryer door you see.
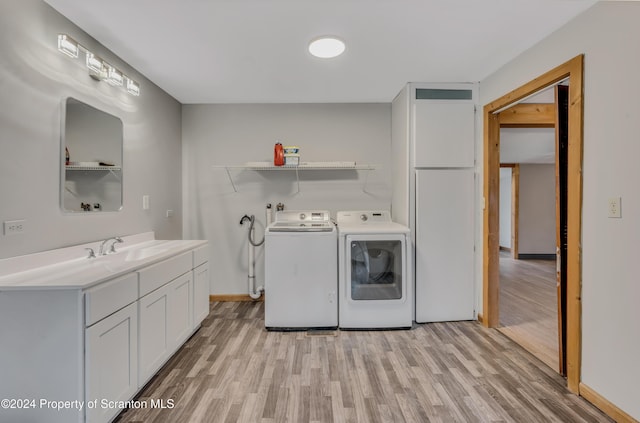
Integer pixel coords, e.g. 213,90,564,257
345,234,406,302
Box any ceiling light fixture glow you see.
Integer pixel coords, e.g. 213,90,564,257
308,36,345,59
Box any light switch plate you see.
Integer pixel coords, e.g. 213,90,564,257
142,195,150,210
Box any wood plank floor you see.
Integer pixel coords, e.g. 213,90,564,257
115,301,610,423
498,252,559,372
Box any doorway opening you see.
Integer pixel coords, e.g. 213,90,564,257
496,83,567,374
482,55,584,393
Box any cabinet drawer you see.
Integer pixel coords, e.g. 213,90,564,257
138,251,192,297
193,245,209,268
85,273,138,327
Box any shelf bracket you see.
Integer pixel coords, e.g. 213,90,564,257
362,169,372,194
108,169,121,181
224,167,238,193
65,185,78,197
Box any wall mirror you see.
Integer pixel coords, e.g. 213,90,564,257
61,97,123,213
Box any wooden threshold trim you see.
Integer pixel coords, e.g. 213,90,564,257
499,102,556,128
210,294,264,302
580,383,639,423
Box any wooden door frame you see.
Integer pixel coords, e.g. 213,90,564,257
482,55,583,393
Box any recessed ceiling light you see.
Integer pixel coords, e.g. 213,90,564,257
308,36,346,59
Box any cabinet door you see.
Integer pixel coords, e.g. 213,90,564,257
168,272,193,351
86,302,138,423
193,263,210,328
415,169,475,322
138,283,170,386
413,102,475,168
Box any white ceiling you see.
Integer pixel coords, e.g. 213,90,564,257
43,0,598,104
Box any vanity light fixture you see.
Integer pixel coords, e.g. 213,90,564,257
56,34,140,96
106,66,123,86
58,34,79,58
85,52,104,74
126,78,140,96
308,36,346,59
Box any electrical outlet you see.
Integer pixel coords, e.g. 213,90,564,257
4,219,26,235
608,197,622,218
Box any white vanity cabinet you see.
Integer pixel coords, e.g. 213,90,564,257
138,274,194,386
192,245,210,326
137,251,194,386
84,272,139,423
85,302,138,423
0,237,209,423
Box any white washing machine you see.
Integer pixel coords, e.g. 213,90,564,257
264,210,337,330
337,211,412,329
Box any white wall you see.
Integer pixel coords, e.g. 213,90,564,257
499,167,512,248
500,127,556,164
518,164,555,255
182,103,391,295
478,2,640,418
0,0,183,259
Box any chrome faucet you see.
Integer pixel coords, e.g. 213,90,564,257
99,236,123,256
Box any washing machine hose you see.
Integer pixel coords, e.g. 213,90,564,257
240,214,264,300
240,215,264,247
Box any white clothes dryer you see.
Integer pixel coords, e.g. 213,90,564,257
337,211,412,329
264,210,337,330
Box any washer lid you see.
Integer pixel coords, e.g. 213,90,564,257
268,210,334,232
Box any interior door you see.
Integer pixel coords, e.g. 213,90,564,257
555,85,569,376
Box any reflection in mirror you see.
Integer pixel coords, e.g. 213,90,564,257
61,98,123,212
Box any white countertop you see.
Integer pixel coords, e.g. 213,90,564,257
0,233,207,291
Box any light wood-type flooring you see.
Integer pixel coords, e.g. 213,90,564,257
498,252,559,371
115,301,610,423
